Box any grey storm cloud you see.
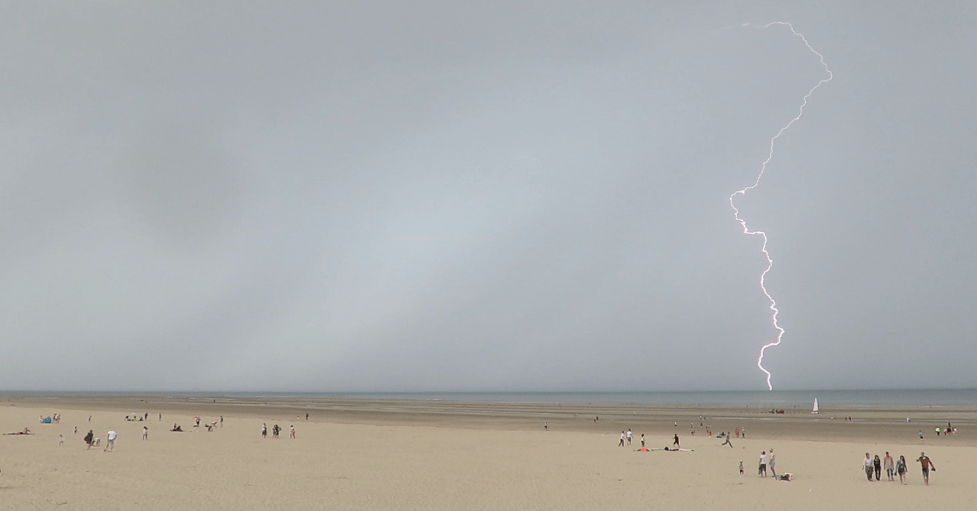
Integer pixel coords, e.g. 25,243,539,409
1,1,975,392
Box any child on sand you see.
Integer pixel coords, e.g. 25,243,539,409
722,433,733,448
739,461,744,477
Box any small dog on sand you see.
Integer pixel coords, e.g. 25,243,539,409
93,437,100,446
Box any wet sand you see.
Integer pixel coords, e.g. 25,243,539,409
2,395,975,510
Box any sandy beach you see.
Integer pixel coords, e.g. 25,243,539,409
2,395,975,510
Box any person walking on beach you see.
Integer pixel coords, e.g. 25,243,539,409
864,453,874,481
59,434,64,447
143,426,149,440
919,430,924,442
896,455,908,484
722,433,733,448
759,451,767,477
261,423,267,438
220,416,223,428
104,429,116,452
290,425,295,438
640,434,645,448
768,449,777,477
618,431,625,447
84,430,94,450
739,460,744,477
626,429,632,445
916,452,936,485
884,452,894,481
673,434,680,448
873,454,882,481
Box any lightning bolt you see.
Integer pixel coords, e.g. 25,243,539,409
729,22,833,390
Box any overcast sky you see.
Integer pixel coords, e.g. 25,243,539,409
2,2,975,392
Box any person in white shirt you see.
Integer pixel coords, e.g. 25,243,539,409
864,453,874,481
104,430,117,452
759,451,768,477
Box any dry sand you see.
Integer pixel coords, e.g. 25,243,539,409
2,395,975,510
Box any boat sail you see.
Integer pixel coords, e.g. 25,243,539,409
812,398,819,414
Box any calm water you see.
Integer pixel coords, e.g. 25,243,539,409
5,389,976,408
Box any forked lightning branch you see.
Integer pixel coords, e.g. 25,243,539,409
729,22,833,390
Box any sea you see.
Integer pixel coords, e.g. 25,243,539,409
5,389,976,409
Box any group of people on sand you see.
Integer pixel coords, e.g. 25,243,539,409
863,451,936,485
80,429,116,451
261,423,296,439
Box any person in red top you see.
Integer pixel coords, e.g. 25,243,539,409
916,452,936,485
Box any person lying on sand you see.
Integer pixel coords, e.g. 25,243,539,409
4,428,33,435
